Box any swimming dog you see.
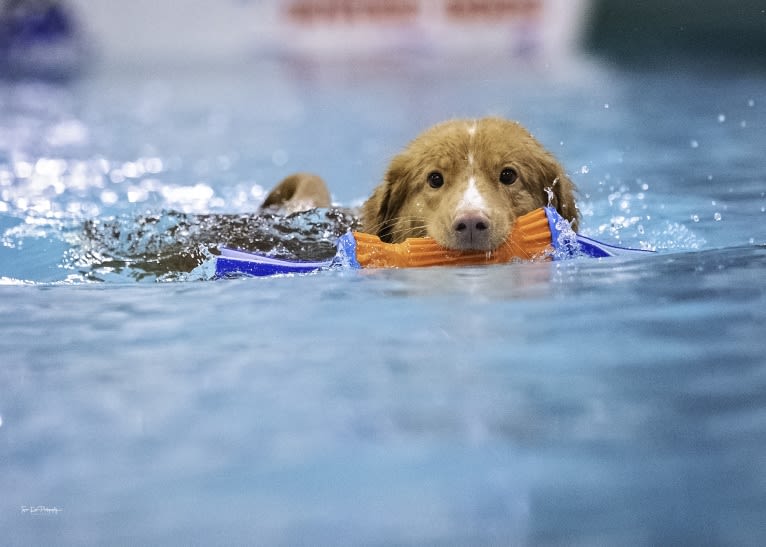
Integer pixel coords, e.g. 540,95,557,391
262,117,578,251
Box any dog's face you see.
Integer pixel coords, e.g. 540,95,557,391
362,117,578,251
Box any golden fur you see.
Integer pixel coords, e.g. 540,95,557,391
263,117,578,251
260,172,331,213
362,117,578,250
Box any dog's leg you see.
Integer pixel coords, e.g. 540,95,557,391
261,173,332,213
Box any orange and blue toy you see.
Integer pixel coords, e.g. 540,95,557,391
215,207,652,277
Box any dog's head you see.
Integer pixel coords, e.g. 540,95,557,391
362,117,578,251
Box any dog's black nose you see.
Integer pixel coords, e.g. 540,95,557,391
452,212,491,248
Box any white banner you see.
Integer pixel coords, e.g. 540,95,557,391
66,0,590,65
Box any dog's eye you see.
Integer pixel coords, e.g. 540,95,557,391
499,167,518,185
427,171,444,189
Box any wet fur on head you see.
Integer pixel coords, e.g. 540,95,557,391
362,117,578,250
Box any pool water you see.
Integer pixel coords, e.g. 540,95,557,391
2,56,766,545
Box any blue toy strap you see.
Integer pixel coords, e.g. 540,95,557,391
215,247,332,277
214,232,361,278
575,234,655,258
544,207,580,258
332,232,361,269
543,207,653,259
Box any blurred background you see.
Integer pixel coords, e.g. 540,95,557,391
2,0,765,77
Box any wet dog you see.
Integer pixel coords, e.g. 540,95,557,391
263,117,578,251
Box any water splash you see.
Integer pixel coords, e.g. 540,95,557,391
3,208,359,283
544,177,559,206
551,213,582,260
68,208,360,282
640,221,706,252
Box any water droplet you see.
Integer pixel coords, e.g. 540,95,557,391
748,99,755,107
580,165,589,174
109,170,126,184
272,149,289,167
127,187,148,203
690,140,699,148
604,103,610,109
100,190,119,205
144,157,164,174
691,214,700,223
34,158,67,177
717,114,726,123
740,120,747,128
250,184,265,200
121,161,142,179
714,212,722,221
14,161,33,178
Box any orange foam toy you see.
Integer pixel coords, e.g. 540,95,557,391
216,206,653,277
351,207,553,268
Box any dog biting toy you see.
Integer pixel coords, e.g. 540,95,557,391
215,207,652,277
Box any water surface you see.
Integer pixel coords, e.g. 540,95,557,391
2,57,765,545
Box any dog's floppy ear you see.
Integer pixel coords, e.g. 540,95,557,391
361,155,410,242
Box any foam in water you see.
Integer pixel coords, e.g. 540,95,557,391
68,208,359,282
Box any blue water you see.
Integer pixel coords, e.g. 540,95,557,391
2,56,766,545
